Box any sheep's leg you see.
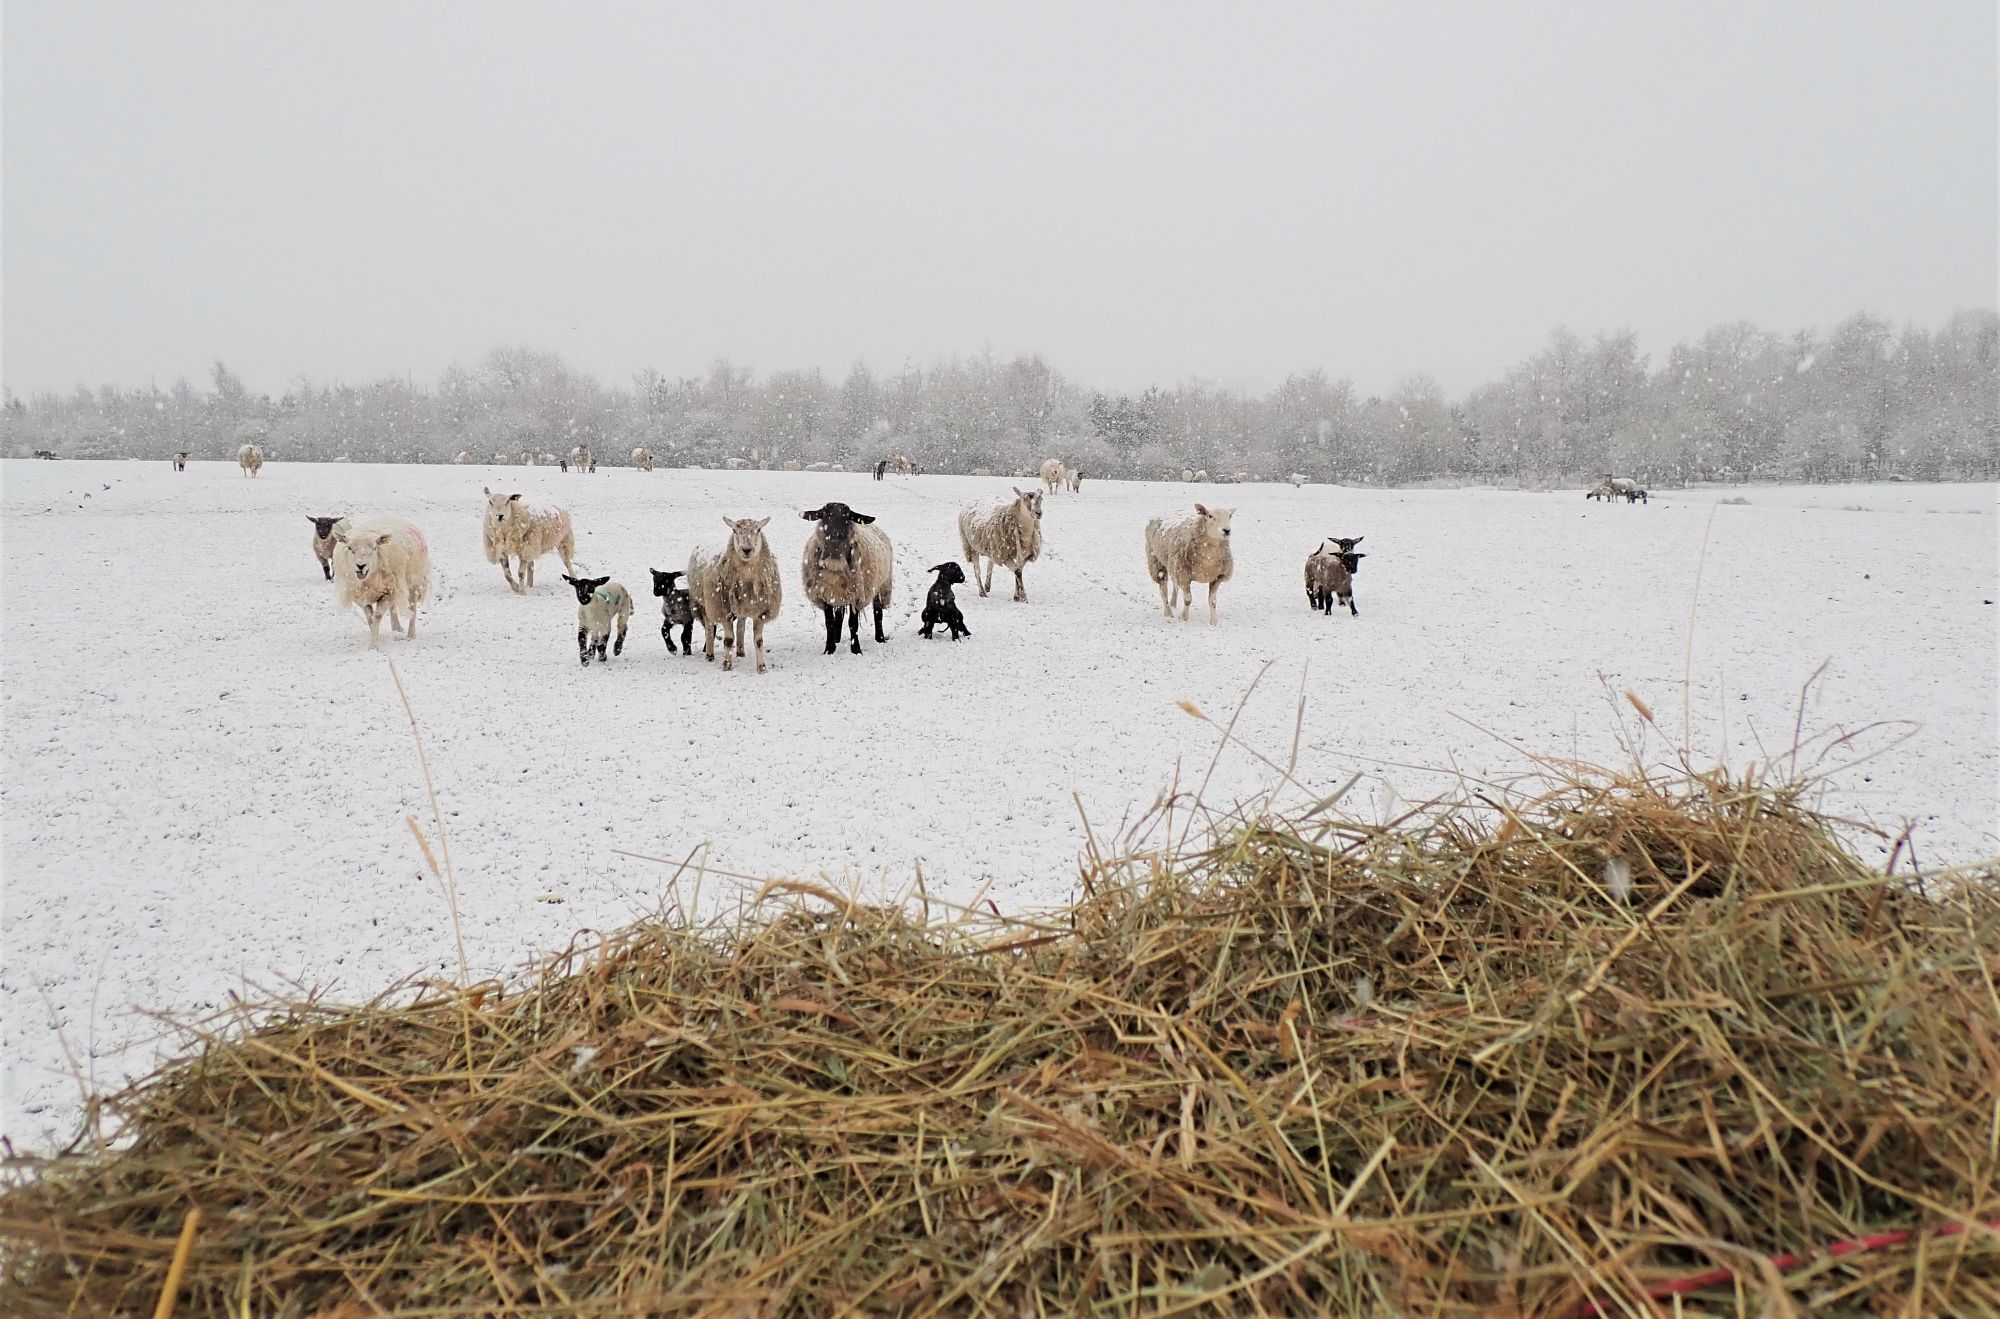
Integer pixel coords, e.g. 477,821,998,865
364,603,382,650
753,616,768,674
1152,564,1172,617
1206,581,1220,626
321,558,333,582
389,601,405,636
1176,578,1191,622
525,557,536,589
662,619,675,652
872,598,887,644
975,556,993,597
821,604,840,655
501,556,523,594
703,619,717,663
1347,593,1358,618
722,616,739,671
613,616,627,656
848,606,862,655
679,618,692,655
577,627,591,665
1011,566,1026,603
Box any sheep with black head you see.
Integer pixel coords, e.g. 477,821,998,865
650,568,696,655
801,501,894,655
920,562,971,640
562,574,633,665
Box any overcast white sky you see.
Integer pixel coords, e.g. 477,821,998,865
4,1,1994,398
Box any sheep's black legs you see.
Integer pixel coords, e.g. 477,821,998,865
678,618,692,654
577,627,591,666
872,600,887,644
821,604,841,655
613,619,627,656
322,562,333,582
662,621,676,653
848,606,861,655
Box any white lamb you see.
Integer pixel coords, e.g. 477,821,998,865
1144,503,1236,625
237,443,263,477
688,516,783,673
958,488,1044,602
562,574,634,664
331,517,432,649
482,487,576,593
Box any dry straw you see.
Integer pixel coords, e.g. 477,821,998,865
3,762,1997,1316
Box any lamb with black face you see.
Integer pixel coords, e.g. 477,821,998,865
920,561,971,640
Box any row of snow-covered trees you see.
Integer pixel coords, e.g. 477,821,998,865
5,311,1995,483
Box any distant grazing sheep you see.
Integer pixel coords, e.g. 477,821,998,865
958,487,1044,602
650,569,695,655
1041,457,1066,493
1194,469,1210,483
308,515,351,581
172,452,188,472
1145,503,1236,625
562,574,633,665
688,516,782,672
332,517,431,649
1304,536,1365,616
1588,475,1648,504
520,450,536,465
481,487,576,593
801,502,894,655
1289,473,1308,488
631,447,654,471
920,562,971,640
1180,467,1195,482
455,450,473,465
237,444,263,477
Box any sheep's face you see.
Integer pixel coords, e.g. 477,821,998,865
309,515,345,539
723,516,770,562
929,561,966,587
1192,504,1236,542
563,574,610,605
342,532,395,582
1011,488,1045,519
802,502,875,551
650,569,685,597
484,489,523,529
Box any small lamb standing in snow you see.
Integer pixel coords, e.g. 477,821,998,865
332,518,431,649
482,487,576,593
631,447,654,471
1304,537,1365,616
563,574,633,665
688,516,783,673
1145,503,1236,625
1066,465,1083,493
957,487,1044,602
172,452,188,472
800,501,894,655
920,562,971,640
650,569,696,654
308,515,351,581
237,444,263,477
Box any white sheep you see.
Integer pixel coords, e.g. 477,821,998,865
237,444,264,477
1144,503,1236,625
631,447,654,471
1289,473,1308,488
957,487,1044,602
481,487,576,593
331,517,432,648
1040,457,1066,493
562,574,634,664
800,502,894,655
569,445,596,473
688,516,783,673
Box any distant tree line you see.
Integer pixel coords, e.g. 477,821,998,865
5,310,1994,484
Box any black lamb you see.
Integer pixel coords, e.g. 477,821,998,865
920,561,971,640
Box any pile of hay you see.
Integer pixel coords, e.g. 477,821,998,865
4,770,1997,1316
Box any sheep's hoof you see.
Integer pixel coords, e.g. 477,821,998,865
757,663,768,674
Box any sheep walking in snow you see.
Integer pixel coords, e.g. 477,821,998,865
308,515,351,581
688,516,782,673
650,569,695,654
482,487,576,593
1040,457,1066,494
1588,475,1648,504
957,487,1044,602
1145,503,1236,625
631,447,654,471
563,574,633,665
569,445,596,473
919,562,971,640
800,501,894,655
1066,465,1083,493
331,517,431,649
237,443,263,477
172,452,188,472
1304,536,1365,616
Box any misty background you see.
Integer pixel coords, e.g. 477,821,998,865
3,2,1994,481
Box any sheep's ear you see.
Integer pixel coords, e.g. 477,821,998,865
851,512,875,523
801,508,822,520
375,533,393,546
1351,553,1366,560
1349,536,1362,546
1194,502,1209,517
722,517,736,531
753,517,770,530
482,486,491,495
508,493,522,502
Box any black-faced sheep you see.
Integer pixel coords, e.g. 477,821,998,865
651,568,695,655
1066,465,1083,492
332,518,431,649
1304,537,1365,616
958,488,1044,602
562,574,633,665
308,515,351,581
482,488,576,593
801,502,894,655
920,562,971,640
237,443,263,476
688,516,783,673
1144,503,1235,625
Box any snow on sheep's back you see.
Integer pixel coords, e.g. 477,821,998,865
1,459,1994,1148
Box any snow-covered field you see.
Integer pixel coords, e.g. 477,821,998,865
3,460,1995,1147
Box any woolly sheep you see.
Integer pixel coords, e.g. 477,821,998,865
568,445,596,473
455,450,473,465
1040,457,1066,493
481,487,576,594
631,447,654,471
331,517,431,649
800,501,894,655
307,515,351,581
562,574,633,665
688,516,782,673
1144,503,1236,625
172,452,188,472
237,443,264,477
957,487,1044,602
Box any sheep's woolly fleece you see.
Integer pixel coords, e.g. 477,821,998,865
1,460,1994,1151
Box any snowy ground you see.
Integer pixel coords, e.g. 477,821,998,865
3,460,1994,1148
